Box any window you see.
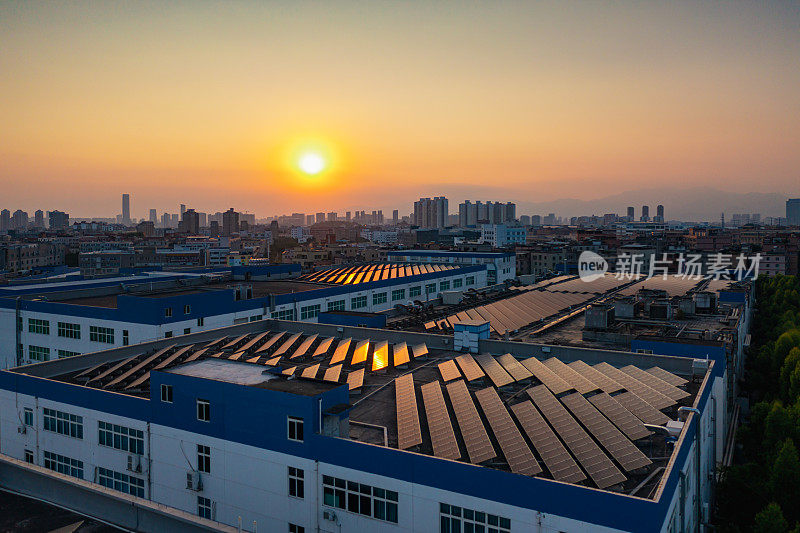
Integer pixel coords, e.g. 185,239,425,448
425,283,436,294
165,307,173,318
197,444,211,473
98,467,145,497
300,305,320,320
272,309,296,321
288,466,304,498
161,384,173,402
289,525,304,533
351,296,367,309
122,329,129,346
165,331,173,338
439,281,450,291
58,349,81,358
98,421,144,454
184,304,191,314
372,292,387,305
197,399,210,422
28,318,49,335
453,278,463,288
57,322,80,339
28,345,50,362
184,328,191,335
322,475,398,524
440,503,510,533
197,317,205,327
636,348,654,354
391,289,405,301
327,300,345,312
288,417,304,442
23,407,33,426
43,408,83,438
90,326,114,344
409,286,422,297
466,276,475,286
43,451,83,479
249,314,263,322
24,450,34,464
197,496,213,520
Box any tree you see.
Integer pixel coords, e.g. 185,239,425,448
753,503,788,533
771,439,800,525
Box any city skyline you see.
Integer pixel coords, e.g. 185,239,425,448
2,1,799,215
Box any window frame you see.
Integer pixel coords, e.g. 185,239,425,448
287,416,304,442
197,444,211,474
197,399,210,422
288,466,304,499
57,321,81,339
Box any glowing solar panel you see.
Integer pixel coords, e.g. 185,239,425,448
612,391,671,426
290,334,318,359
237,332,269,353
455,353,485,382
347,368,365,390
329,338,351,365
263,356,281,366
371,340,390,371
323,364,342,382
497,354,533,382
221,334,248,350
567,360,623,394
438,360,462,382
542,358,597,394
301,363,321,379
411,344,428,359
313,337,335,358
273,333,302,357
255,331,287,354
282,366,297,376
395,374,423,449
392,342,410,366
588,392,652,441
474,354,514,388
646,366,689,387
351,340,370,365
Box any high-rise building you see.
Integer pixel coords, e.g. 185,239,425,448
306,214,315,226
149,209,158,223
413,197,448,228
48,210,69,230
122,194,131,225
640,205,650,222
392,209,399,224
346,211,351,221
627,206,635,221
519,215,531,226
458,200,515,226
316,212,325,224
181,209,200,234
198,212,208,228
787,199,800,226
33,210,44,228
327,212,337,222
180,204,186,216
222,208,239,236
655,205,665,222
160,212,171,228
12,210,28,230
0,209,10,231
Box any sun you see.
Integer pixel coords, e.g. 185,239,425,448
297,151,326,175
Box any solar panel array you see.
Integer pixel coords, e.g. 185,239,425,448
395,374,423,449
445,380,496,464
438,360,462,382
617,275,703,297
496,354,533,382
420,381,461,460
527,385,627,489
587,392,652,441
454,354,486,382
392,342,410,366
646,366,688,387
543,274,633,295
594,363,675,410
474,387,541,476
560,392,652,472
474,354,514,388
297,262,459,285
510,401,586,484
520,357,572,394
620,365,690,402
567,360,623,394
613,391,671,426
542,358,598,394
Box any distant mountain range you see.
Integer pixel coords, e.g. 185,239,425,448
514,187,791,222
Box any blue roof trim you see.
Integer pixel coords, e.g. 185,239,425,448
388,250,514,259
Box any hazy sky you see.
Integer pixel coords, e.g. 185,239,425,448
1,1,799,218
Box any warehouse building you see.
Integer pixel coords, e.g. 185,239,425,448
0,316,727,532
387,250,516,285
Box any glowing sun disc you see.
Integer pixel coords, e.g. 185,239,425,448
298,152,326,175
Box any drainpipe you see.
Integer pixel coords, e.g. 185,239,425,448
679,406,702,532
15,297,22,367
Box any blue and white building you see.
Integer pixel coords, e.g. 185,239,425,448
479,225,526,248
387,250,516,285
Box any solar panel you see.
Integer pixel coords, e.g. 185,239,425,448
184,346,212,363
323,364,342,383
613,391,671,426
560,392,652,472
221,334,248,350
263,356,281,366
125,344,195,389
282,366,297,376
510,401,586,484
474,354,514,388
519,357,572,394
392,342,410,367
289,334,318,359
301,363,321,379
202,337,227,349
542,358,598,394
420,381,461,460
445,380,496,464
102,345,176,389
593,363,674,410
496,354,533,382
412,344,429,359
255,332,287,354
395,374,423,449
646,366,689,387
371,340,390,371
238,331,269,353
313,337,335,358
455,354,486,382
588,392,652,441
347,368,365,390
567,360,623,393
228,350,246,361
273,333,302,357
620,366,690,402
329,338,352,365
527,385,626,489
438,360,462,382
474,387,541,476
351,340,370,365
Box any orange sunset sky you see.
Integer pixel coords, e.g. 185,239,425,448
1,1,799,217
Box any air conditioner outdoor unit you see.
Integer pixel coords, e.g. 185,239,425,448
186,471,203,491
323,510,337,521
17,426,26,434
127,455,142,473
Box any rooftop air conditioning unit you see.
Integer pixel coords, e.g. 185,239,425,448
186,471,203,491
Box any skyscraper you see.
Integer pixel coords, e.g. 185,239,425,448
122,194,131,225
222,208,239,236
149,209,158,223
48,210,69,230
640,205,650,222
180,204,186,216
392,209,399,225
12,210,28,229
316,212,325,224
655,204,665,222
413,197,448,228
0,209,9,231
181,209,200,234
34,210,44,228
627,206,635,221
787,199,800,226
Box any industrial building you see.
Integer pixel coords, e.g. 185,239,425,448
0,314,728,532
0,263,488,369
387,250,516,285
